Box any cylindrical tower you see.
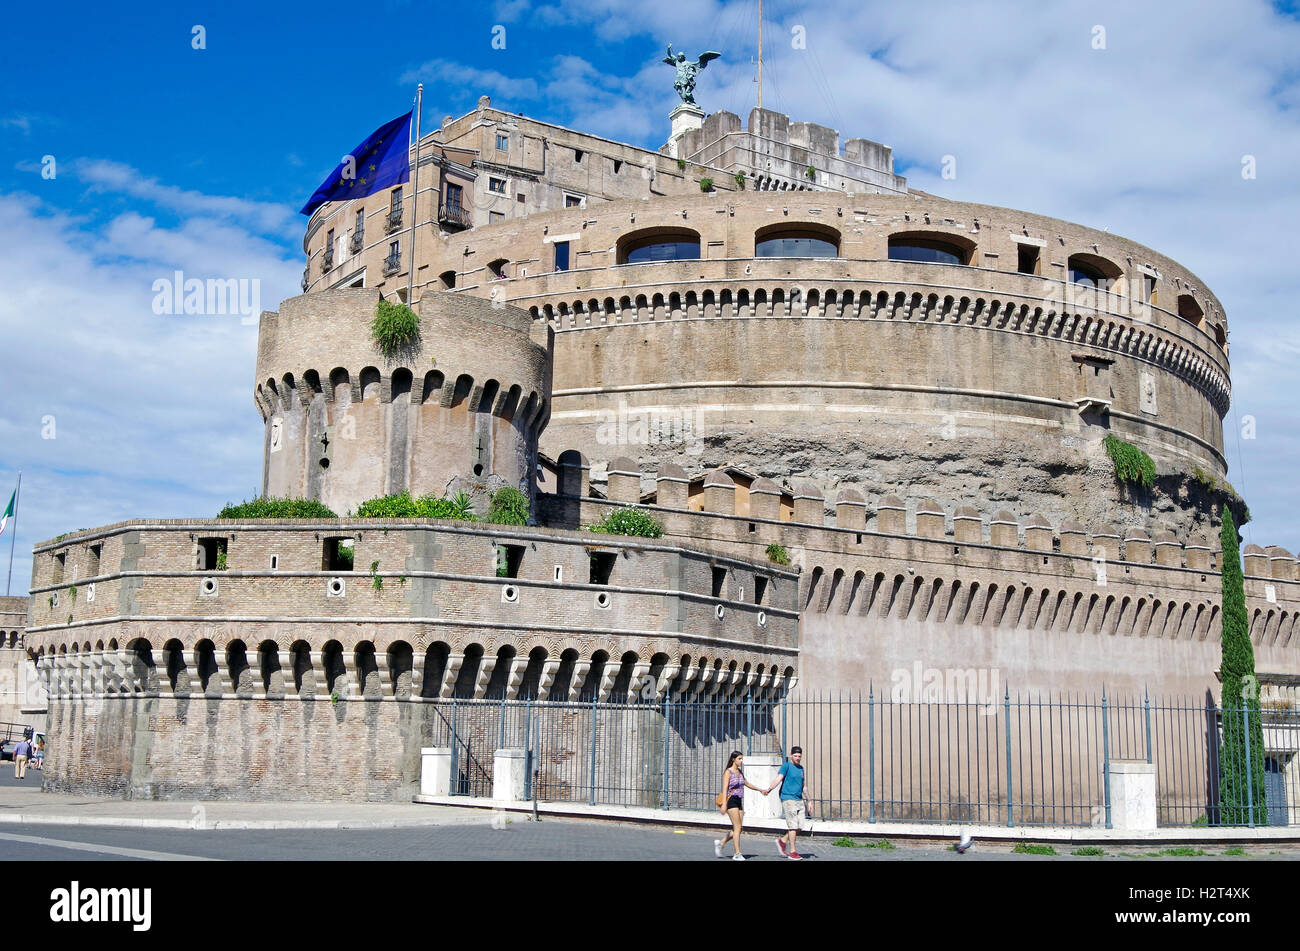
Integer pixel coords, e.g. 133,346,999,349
254,288,552,514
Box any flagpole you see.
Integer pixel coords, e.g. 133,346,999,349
6,471,20,597
406,84,423,305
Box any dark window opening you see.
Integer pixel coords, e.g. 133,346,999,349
439,269,457,289
88,543,102,576
613,159,622,174
489,177,506,194
1017,244,1040,274
565,195,582,207
589,551,616,585
754,576,768,605
198,537,228,571
711,566,727,598
323,537,355,571
496,544,524,579
554,241,570,272
52,551,66,585
574,149,584,163
624,240,699,264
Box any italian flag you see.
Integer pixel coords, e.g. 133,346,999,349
0,489,14,537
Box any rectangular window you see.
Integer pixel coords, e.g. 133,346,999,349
711,566,727,598
52,551,66,585
489,211,504,223
495,544,524,579
445,182,463,211
198,537,228,571
489,177,506,194
574,149,584,163
326,228,334,253
589,551,616,585
612,159,622,174
754,576,768,605
389,240,399,256
1016,244,1040,275
87,543,102,577
496,134,509,151
355,209,364,232
323,537,354,572
516,192,526,203
390,187,402,211
565,195,582,208
554,240,570,272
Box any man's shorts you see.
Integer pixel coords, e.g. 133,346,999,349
781,799,806,830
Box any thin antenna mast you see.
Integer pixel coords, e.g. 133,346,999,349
757,0,764,109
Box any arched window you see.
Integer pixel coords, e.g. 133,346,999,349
888,232,973,266
1177,294,1204,327
487,258,509,280
1067,253,1121,289
755,223,840,258
617,228,701,265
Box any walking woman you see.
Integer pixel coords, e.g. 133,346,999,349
714,751,766,860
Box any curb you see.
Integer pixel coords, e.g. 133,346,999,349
0,813,489,831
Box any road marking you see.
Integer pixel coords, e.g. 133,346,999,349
0,830,220,862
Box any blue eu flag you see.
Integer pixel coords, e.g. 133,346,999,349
298,111,413,216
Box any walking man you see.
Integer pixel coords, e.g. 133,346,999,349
13,736,31,780
767,745,808,860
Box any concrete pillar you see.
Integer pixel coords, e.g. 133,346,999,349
421,747,451,797
493,748,528,801
1107,760,1156,831
742,752,784,819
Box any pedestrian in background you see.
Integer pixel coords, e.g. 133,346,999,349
767,745,809,860
714,751,766,860
12,736,31,780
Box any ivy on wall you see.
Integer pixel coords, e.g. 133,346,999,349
1103,434,1155,489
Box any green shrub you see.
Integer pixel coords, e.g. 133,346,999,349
370,299,420,358
1223,847,1247,856
218,497,338,518
335,543,354,571
765,543,791,566
486,486,530,526
1157,847,1210,857
588,507,664,538
215,550,228,572
68,584,78,602
1072,846,1105,856
699,177,714,192
734,171,746,189
369,560,383,591
352,490,476,521
676,157,687,171
1103,434,1155,489
806,164,816,179
1012,842,1057,855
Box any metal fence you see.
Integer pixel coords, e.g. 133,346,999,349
431,692,1300,828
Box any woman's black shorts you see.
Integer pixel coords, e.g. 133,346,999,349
726,795,743,811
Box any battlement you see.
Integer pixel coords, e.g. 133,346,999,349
542,452,1300,653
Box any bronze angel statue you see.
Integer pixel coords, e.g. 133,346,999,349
663,45,721,106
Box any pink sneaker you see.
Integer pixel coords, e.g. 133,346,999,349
776,837,788,857
787,851,803,860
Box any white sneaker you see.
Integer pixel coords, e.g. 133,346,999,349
714,839,722,858
732,852,746,861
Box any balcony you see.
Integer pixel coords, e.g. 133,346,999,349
438,201,472,231
387,206,403,233
349,231,364,253
382,252,401,277
321,249,334,272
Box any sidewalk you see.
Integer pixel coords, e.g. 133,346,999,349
0,781,494,831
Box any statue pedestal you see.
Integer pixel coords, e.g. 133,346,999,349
667,103,705,159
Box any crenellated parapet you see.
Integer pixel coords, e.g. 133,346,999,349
255,288,553,514
544,456,1300,652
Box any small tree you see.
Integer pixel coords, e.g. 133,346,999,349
1218,509,1266,825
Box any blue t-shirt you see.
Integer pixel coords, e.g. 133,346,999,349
776,760,804,800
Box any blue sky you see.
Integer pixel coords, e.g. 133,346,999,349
1,0,1299,595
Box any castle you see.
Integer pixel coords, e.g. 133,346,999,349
17,93,1300,809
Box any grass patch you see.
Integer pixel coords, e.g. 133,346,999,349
1012,842,1057,856
1072,846,1106,856
832,836,894,849
1222,847,1248,856
1156,847,1211,857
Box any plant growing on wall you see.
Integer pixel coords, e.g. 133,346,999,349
676,157,687,171
805,164,816,180
352,490,476,521
369,299,421,358
588,507,664,538
218,497,338,518
734,171,746,189
486,486,530,526
68,584,78,602
336,543,354,571
699,177,714,192
1218,509,1266,825
1103,434,1155,489
765,543,791,566
370,560,383,591
215,550,228,571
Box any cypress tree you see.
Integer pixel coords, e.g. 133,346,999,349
1218,509,1266,824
